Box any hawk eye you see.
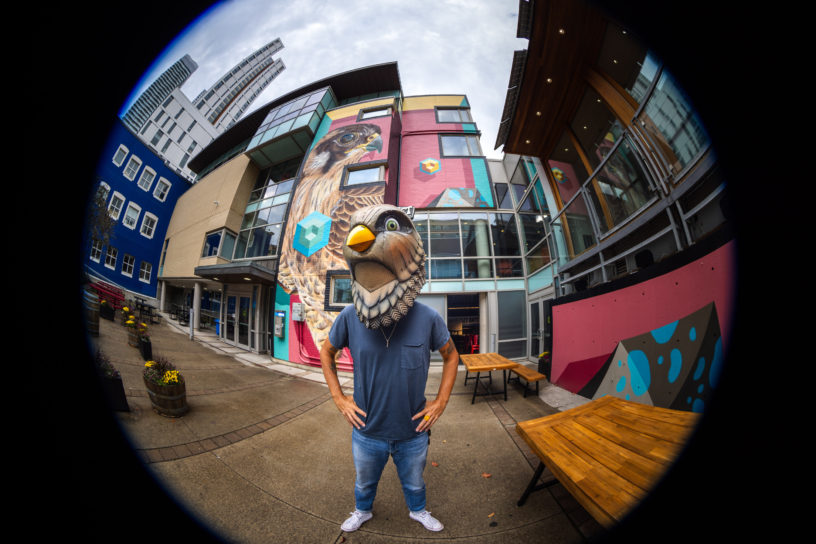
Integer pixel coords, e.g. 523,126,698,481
340,133,355,144
385,218,399,231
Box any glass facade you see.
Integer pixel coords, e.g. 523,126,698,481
248,87,337,150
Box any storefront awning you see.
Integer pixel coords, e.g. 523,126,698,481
194,260,278,286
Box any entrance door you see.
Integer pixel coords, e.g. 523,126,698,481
224,295,251,349
528,297,553,362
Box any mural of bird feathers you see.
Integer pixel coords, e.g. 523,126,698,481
278,123,385,350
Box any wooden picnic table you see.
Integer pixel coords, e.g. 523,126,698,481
516,395,700,527
460,353,520,404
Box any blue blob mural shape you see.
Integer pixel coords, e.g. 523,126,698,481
627,350,651,396
692,398,705,413
616,376,627,393
668,349,682,383
694,357,705,381
709,337,723,388
689,326,697,341
651,320,679,344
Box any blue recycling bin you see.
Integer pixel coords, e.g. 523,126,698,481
215,319,220,335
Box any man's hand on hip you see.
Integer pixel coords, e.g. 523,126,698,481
334,393,367,429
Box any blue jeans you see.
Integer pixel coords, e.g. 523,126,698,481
351,428,428,512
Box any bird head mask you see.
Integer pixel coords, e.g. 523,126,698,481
343,204,426,329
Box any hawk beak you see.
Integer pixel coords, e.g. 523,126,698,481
347,224,375,252
365,134,383,153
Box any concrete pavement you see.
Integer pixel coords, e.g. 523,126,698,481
88,312,603,543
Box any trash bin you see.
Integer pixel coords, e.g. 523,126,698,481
215,319,220,335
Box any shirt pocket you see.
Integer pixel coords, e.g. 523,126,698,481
401,343,425,370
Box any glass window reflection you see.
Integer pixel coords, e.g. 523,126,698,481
547,131,590,209
570,87,624,172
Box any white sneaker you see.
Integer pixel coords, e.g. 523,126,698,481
341,510,373,532
409,510,444,531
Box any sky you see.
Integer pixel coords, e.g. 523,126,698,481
120,0,528,159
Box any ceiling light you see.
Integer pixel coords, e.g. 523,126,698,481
243,277,251,281
536,111,542,116
525,139,531,144
558,28,565,35
546,78,553,83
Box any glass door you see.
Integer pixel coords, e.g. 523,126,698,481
225,296,236,342
238,296,250,347
528,297,553,363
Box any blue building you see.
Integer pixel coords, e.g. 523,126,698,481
83,120,191,299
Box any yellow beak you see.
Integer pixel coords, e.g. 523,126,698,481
347,224,375,252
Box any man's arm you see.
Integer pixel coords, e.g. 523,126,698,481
413,338,459,432
320,338,366,429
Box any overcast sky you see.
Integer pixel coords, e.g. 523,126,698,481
120,0,528,159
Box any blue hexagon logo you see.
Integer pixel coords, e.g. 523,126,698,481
293,211,331,257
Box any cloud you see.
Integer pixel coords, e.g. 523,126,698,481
124,0,526,158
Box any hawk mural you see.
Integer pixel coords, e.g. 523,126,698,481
278,123,385,350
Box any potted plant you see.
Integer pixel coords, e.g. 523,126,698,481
94,350,129,412
99,298,115,321
138,322,152,361
143,356,188,417
125,315,139,347
537,351,551,378
120,305,132,326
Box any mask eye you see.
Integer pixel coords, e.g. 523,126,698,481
385,218,399,231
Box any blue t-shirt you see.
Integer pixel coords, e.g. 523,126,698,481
328,302,450,441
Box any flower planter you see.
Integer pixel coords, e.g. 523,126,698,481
127,328,140,347
139,337,153,361
100,375,129,412
144,377,189,417
99,304,115,321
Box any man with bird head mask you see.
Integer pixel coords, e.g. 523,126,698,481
320,204,460,533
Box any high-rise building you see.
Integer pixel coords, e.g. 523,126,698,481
121,54,199,135
122,39,285,183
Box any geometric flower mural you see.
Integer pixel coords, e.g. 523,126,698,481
581,302,725,413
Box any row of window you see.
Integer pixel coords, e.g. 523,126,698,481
112,144,174,201
90,240,153,283
97,183,159,239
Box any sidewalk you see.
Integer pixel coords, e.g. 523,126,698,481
88,313,601,543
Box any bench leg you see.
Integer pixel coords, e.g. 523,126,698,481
503,369,508,401
517,461,557,506
471,372,480,404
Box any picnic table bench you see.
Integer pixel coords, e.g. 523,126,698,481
460,353,548,403
515,395,700,527
89,280,125,309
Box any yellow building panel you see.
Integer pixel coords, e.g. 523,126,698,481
160,154,258,279
327,97,395,120
403,95,466,111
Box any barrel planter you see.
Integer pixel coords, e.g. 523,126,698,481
127,328,140,347
83,289,99,337
144,378,189,417
99,302,115,321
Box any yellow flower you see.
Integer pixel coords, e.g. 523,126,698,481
123,306,129,312
145,361,155,367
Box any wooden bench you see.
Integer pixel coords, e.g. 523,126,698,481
89,281,125,310
516,396,700,527
507,364,547,397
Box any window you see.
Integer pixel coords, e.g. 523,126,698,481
139,261,152,283
329,274,353,306
440,134,482,157
202,230,223,257
359,106,392,120
108,191,125,219
140,212,158,239
137,167,156,191
104,246,118,269
123,155,142,180
112,145,128,166
344,163,386,187
121,254,135,277
570,87,623,172
90,239,103,262
436,108,472,123
122,202,141,230
153,178,171,201
150,130,163,146
95,181,111,202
